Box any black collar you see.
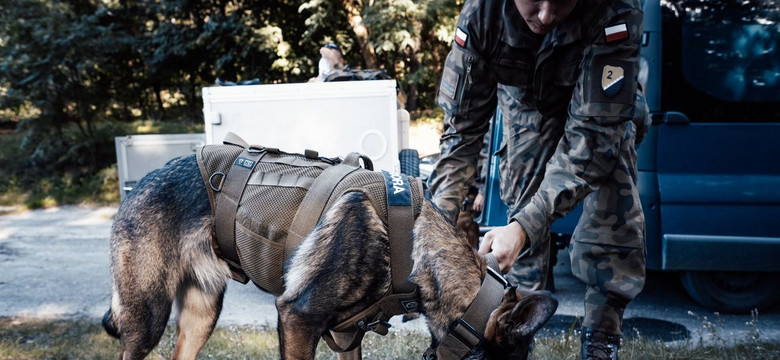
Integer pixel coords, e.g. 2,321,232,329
423,255,509,360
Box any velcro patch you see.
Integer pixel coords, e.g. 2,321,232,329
455,27,468,47
440,66,459,100
604,23,628,42
235,157,256,169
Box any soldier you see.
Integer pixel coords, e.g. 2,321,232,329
427,0,651,359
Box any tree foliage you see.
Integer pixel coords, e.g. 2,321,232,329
0,0,460,174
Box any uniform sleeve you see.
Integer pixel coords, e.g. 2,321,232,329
427,40,498,221
512,8,644,251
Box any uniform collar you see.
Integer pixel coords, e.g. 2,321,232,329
501,0,544,50
538,0,586,54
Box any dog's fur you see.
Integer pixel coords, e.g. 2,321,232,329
456,188,482,249
103,154,557,360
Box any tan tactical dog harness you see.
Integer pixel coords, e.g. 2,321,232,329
198,133,508,358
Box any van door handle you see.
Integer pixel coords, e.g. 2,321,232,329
663,111,690,125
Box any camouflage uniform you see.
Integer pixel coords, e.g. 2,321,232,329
427,0,650,335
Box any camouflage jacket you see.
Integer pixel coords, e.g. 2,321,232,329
428,0,644,251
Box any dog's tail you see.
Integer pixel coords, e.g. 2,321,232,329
102,308,120,339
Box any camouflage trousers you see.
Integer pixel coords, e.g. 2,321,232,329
497,85,649,335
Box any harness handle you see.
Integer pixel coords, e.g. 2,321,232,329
321,330,365,353
222,132,250,148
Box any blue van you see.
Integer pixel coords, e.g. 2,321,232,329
462,0,780,313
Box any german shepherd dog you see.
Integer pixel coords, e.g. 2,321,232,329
103,153,558,360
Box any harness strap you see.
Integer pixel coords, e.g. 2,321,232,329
324,288,420,353
213,136,266,283
423,254,508,360
322,172,424,354
284,152,364,264
383,171,418,294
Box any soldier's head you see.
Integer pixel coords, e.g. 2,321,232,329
513,0,578,34
320,42,345,69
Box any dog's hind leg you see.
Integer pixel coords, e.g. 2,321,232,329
172,281,226,360
116,285,174,360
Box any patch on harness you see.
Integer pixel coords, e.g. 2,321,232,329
234,157,256,169
382,171,411,206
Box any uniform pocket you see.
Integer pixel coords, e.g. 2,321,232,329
236,221,285,294
554,61,580,87
437,47,475,117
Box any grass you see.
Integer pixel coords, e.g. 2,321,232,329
1,316,778,360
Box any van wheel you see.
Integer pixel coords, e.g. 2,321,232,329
399,149,419,177
679,271,780,313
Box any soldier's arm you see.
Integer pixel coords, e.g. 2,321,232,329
513,8,644,252
427,9,498,222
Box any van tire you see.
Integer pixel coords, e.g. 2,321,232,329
399,149,420,177
680,271,780,313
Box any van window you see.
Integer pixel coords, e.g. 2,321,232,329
661,0,780,122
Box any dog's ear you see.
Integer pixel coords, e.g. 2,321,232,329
483,288,557,359
484,289,557,342
507,291,558,339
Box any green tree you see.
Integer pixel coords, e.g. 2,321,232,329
0,0,133,169
300,0,461,110
0,0,460,174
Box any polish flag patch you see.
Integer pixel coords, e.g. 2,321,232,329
455,27,468,47
604,23,628,42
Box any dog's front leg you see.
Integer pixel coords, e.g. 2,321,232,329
276,300,322,360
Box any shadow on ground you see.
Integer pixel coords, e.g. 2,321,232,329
538,314,690,342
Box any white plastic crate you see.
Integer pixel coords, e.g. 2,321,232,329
114,134,206,201
202,80,403,172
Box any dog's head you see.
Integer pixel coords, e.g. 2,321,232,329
481,287,558,360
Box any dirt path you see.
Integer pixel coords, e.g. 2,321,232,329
1,205,778,344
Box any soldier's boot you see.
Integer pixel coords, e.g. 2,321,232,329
581,328,620,360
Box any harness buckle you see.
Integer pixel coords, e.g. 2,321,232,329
367,319,392,335
486,265,509,288
247,145,265,153
452,317,485,348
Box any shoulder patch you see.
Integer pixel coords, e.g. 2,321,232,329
601,65,625,97
455,27,468,47
604,23,628,42
585,58,635,106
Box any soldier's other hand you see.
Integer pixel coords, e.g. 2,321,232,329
479,221,526,273
472,193,484,212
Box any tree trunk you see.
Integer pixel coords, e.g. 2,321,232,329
153,82,166,120
338,0,377,69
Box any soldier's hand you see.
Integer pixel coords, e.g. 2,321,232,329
479,221,526,273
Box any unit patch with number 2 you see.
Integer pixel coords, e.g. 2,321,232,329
601,65,624,97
